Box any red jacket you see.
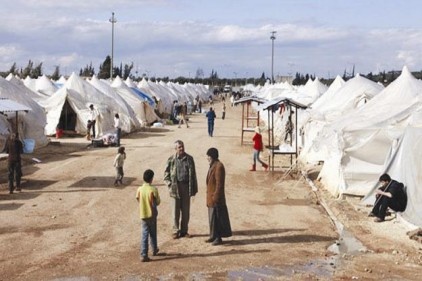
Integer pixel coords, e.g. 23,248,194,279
252,133,263,151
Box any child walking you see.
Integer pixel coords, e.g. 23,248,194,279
136,169,161,262
113,146,126,186
250,126,269,171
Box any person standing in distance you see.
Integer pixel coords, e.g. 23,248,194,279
164,140,198,239
6,133,23,194
136,169,161,262
114,113,121,147
88,104,99,138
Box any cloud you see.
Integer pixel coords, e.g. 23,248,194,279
1,3,422,78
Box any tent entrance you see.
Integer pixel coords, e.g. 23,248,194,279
57,100,77,131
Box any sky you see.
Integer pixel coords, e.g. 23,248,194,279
1,0,422,79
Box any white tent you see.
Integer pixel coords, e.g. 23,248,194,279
88,75,141,132
0,77,49,149
299,74,384,164
111,76,159,126
137,79,173,115
6,74,49,102
40,73,125,136
317,66,422,197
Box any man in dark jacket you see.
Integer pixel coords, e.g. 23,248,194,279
369,173,407,222
6,133,24,194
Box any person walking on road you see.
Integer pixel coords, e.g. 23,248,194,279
250,126,269,171
164,140,198,239
206,107,216,137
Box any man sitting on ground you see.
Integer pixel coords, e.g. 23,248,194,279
369,173,407,222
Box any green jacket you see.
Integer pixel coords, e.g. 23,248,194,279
164,153,198,198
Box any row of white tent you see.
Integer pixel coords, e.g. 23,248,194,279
0,73,212,151
247,66,422,227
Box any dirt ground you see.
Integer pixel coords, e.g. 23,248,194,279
0,102,421,280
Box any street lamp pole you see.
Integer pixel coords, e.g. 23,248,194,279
270,31,276,84
109,12,117,80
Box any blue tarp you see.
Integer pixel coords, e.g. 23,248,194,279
130,87,155,107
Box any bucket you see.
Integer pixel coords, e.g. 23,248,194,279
23,139,35,154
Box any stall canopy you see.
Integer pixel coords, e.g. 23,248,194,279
0,98,32,150
258,97,307,171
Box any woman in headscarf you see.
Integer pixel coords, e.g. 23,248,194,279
205,147,232,245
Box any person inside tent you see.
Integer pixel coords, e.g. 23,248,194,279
369,173,407,222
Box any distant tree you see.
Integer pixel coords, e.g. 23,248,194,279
8,63,18,76
195,68,204,79
118,62,123,78
30,62,43,78
21,60,34,78
79,62,95,77
260,72,265,80
98,56,112,79
122,62,134,80
342,69,347,80
210,69,219,79
51,65,60,81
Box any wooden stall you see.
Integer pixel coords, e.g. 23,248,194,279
233,96,267,145
258,97,307,172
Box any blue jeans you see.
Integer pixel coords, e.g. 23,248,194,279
253,149,265,166
141,217,158,258
208,121,214,136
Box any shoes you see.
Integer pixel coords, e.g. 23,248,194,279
211,238,222,246
172,233,179,239
153,249,159,256
205,238,214,243
15,188,21,192
141,256,150,262
368,212,375,217
114,182,118,187
374,217,384,223
180,233,192,238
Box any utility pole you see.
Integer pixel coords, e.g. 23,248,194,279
270,31,277,84
109,12,117,80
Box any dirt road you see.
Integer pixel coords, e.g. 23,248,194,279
0,102,421,280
